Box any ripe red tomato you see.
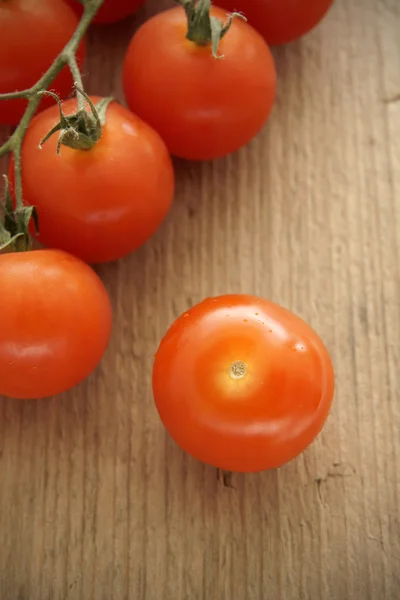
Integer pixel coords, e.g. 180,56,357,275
0,249,112,400
64,0,145,24
12,96,174,264
0,0,86,126
123,6,276,160
153,295,334,472
215,0,334,45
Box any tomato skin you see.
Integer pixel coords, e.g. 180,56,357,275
152,295,334,472
123,6,276,161
0,249,112,400
64,0,145,24
0,0,86,126
215,0,334,45
11,97,174,264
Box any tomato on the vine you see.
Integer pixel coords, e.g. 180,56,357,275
0,0,86,126
65,0,145,24
11,96,174,264
153,295,334,472
0,249,112,400
123,4,276,161
215,0,334,45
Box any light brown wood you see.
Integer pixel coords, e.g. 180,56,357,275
1,1,400,598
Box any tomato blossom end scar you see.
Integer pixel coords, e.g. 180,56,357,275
229,360,248,380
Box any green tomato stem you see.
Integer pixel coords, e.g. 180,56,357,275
68,56,86,112
177,0,245,58
0,89,35,101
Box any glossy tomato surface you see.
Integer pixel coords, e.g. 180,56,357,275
0,0,86,126
65,0,145,24
0,249,112,400
13,97,174,264
153,295,334,472
215,0,334,45
123,6,276,160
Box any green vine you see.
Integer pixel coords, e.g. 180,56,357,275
0,0,105,252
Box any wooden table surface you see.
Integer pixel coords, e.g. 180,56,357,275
1,1,400,599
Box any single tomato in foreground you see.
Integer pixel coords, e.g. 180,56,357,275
153,295,334,472
65,0,145,24
0,0,86,126
215,0,334,45
12,96,174,264
0,249,112,400
123,3,276,160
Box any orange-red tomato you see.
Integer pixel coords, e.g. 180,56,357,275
0,249,112,400
0,0,86,126
153,295,334,472
65,0,145,24
215,0,334,45
12,97,174,264
123,6,276,160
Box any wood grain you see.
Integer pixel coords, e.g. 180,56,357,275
1,0,399,598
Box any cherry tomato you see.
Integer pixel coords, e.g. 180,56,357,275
65,0,145,24
11,96,174,264
0,249,112,400
153,295,334,472
215,0,334,45
123,6,276,160
0,0,86,126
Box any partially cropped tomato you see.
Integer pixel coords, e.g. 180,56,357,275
123,5,276,160
65,0,145,24
0,249,112,400
215,0,334,45
0,0,86,126
11,96,174,264
153,295,334,472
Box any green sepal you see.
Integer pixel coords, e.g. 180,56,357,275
0,176,38,253
39,87,114,155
